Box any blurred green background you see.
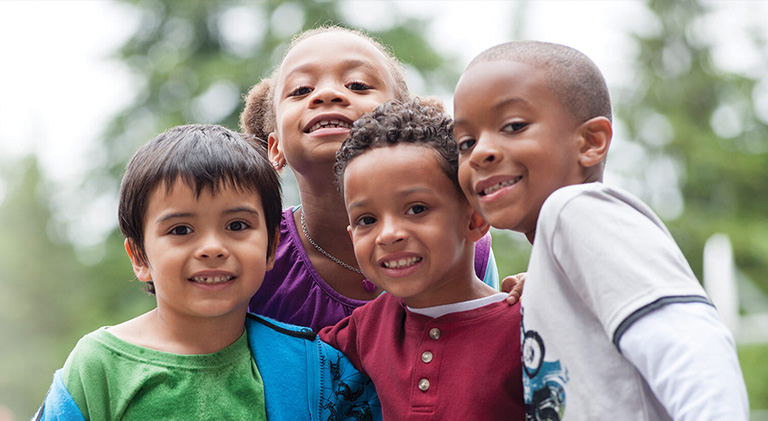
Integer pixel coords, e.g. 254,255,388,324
1,0,767,419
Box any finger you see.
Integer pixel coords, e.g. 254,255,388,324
506,290,520,305
500,275,518,293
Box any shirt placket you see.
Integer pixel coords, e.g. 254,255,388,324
411,325,446,411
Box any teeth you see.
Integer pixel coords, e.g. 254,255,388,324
190,275,234,284
482,178,520,196
309,119,352,132
383,257,422,269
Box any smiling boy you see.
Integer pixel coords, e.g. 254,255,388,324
37,124,380,420
319,99,524,420
453,41,748,420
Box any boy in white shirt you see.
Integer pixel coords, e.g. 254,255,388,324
453,40,749,420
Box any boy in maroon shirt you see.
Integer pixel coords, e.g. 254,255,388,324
319,99,524,420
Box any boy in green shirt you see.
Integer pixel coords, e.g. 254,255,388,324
36,124,379,420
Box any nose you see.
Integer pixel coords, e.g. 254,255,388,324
376,216,406,247
309,83,349,107
468,133,501,169
196,232,229,260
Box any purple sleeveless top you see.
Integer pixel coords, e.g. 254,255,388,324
249,207,493,332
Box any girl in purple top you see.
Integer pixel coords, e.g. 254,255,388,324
240,26,500,332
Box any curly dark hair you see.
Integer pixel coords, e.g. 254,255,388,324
334,98,461,196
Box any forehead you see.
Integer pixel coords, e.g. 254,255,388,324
147,177,260,209
343,144,456,197
278,31,394,83
454,59,560,121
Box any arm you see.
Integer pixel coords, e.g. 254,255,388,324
315,339,382,421
619,302,749,420
34,370,86,421
318,314,364,372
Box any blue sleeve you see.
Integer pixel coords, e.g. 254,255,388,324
246,314,381,421
34,370,85,421
316,339,382,421
483,248,500,290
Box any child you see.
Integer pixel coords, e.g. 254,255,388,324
239,25,502,332
453,41,749,419
318,99,525,420
36,124,380,420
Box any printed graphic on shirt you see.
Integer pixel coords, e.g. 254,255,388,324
522,312,569,421
320,354,380,421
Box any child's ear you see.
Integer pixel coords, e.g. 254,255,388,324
267,132,285,169
577,116,612,168
124,239,152,283
467,210,490,243
265,231,280,271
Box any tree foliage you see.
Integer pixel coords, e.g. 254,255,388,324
614,0,768,294
0,156,151,416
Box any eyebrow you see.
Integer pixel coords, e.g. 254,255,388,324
454,96,530,127
284,59,385,83
155,207,261,224
346,186,434,211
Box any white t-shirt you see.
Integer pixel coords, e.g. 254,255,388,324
521,183,747,420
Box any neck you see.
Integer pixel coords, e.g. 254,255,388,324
149,307,246,355
295,173,353,251
404,248,495,308
292,169,380,300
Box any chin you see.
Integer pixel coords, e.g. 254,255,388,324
485,214,521,231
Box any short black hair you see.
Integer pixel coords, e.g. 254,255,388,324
335,98,461,196
469,40,612,123
118,124,282,293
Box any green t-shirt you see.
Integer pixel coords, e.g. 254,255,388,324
61,327,267,420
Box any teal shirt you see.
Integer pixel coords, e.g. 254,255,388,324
61,327,266,420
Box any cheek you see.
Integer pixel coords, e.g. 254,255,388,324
457,165,473,194
365,93,392,112
351,231,373,258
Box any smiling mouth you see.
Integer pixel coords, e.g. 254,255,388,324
306,119,352,133
190,275,234,284
480,177,522,196
382,256,422,269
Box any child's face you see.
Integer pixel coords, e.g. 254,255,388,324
271,31,398,170
453,60,585,241
127,179,274,321
343,144,478,308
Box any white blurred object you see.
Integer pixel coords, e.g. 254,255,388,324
703,233,739,335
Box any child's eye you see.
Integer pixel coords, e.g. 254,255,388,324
169,225,192,236
406,205,427,215
227,220,250,231
288,86,312,97
457,138,476,153
502,122,527,133
347,81,371,91
356,215,377,226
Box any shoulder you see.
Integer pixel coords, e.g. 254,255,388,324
318,294,402,343
542,183,636,213
477,299,522,326
351,293,403,320
62,328,113,373
543,183,654,216
538,183,666,236
246,313,316,341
